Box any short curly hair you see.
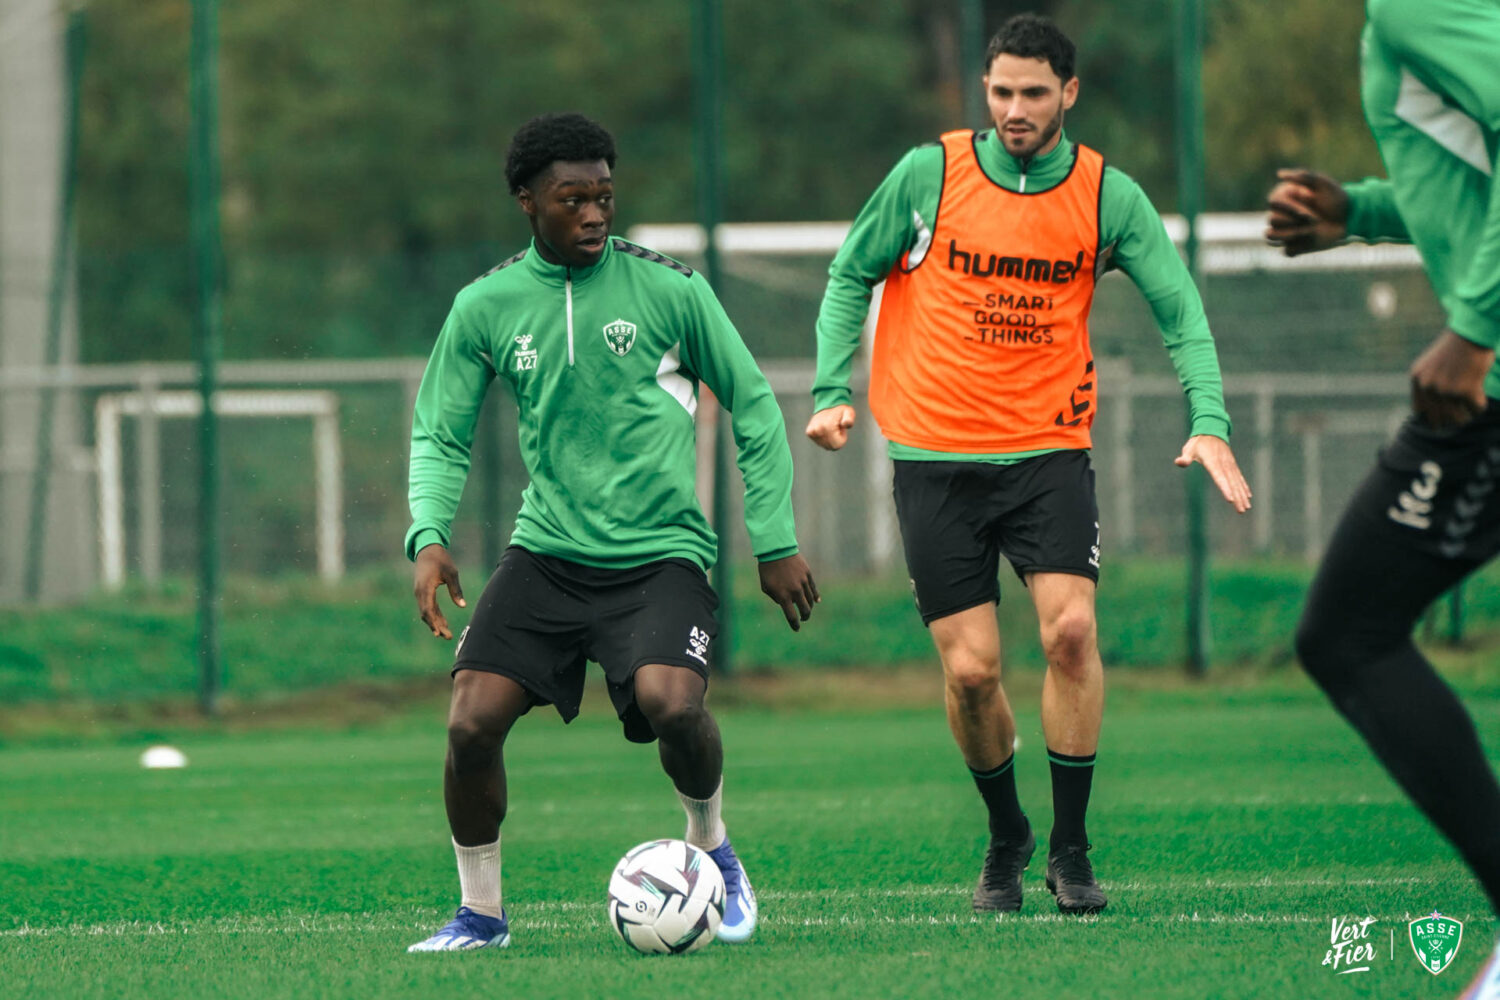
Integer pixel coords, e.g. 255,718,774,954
984,14,1076,82
504,113,617,195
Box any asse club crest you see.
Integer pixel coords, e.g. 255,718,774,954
603,318,638,357
1409,912,1463,975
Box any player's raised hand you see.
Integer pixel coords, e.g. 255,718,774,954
414,543,466,639
1265,168,1348,257
1175,435,1253,513
757,553,820,631
1410,328,1493,430
805,405,857,451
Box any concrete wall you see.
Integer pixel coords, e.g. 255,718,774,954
1,0,92,604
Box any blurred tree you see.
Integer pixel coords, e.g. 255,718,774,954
71,0,1385,362
1203,0,1380,210
75,0,192,361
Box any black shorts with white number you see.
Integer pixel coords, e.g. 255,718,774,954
1300,403,1500,652
1336,404,1500,566
892,450,1100,625
454,546,718,743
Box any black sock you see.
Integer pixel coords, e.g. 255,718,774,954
970,755,1027,840
1048,749,1096,849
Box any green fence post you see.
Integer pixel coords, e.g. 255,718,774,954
190,0,224,714
1176,0,1211,675
693,0,732,674
960,0,985,128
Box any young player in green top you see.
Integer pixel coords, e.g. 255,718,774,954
1264,0,1500,993
405,112,818,952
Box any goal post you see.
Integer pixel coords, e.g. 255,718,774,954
96,389,344,589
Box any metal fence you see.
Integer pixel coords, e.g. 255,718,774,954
0,353,1414,605
0,213,1448,605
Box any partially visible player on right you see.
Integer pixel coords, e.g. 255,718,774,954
1263,1,1500,995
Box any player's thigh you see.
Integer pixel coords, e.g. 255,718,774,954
995,450,1100,584
454,546,591,723
892,460,1004,624
928,602,1003,682
590,559,718,742
1302,412,1500,647
1025,571,1098,645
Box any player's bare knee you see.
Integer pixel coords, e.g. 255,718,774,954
1041,611,1095,670
639,694,707,742
446,711,504,770
942,650,1001,700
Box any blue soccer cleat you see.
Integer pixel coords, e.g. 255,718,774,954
406,906,510,952
706,838,757,943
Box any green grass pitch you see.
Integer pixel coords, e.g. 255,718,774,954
2,681,1496,999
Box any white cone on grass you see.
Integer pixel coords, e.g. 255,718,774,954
140,745,188,769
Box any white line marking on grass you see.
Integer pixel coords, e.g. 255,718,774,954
0,874,1444,941
4,909,1415,939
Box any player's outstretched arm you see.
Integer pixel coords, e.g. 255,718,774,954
1174,435,1253,513
1409,329,1495,430
1265,168,1349,257
414,543,466,639
758,553,820,632
805,405,857,452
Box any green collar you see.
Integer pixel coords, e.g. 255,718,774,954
522,234,613,286
971,129,1078,194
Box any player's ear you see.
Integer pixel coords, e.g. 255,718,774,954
1062,75,1079,110
517,187,536,217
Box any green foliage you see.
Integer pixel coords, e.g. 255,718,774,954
1203,0,1383,209
73,0,1388,364
73,0,946,363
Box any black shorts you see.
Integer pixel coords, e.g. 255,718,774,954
453,546,719,743
892,451,1100,625
1332,403,1500,566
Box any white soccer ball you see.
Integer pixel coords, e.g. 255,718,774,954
607,839,725,955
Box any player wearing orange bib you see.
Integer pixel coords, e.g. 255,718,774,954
808,14,1252,915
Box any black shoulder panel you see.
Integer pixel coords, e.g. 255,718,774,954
467,248,529,286
612,238,695,278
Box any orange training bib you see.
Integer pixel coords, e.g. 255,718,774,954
870,130,1104,453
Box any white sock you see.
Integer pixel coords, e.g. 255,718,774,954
453,836,502,918
677,779,727,851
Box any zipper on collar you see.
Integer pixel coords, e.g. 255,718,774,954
565,270,575,366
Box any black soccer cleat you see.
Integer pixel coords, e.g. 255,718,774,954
972,819,1035,913
1045,842,1108,914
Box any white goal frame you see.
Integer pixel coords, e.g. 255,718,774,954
95,389,344,589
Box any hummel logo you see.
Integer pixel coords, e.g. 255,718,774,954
514,334,538,372
1389,461,1441,530
685,626,711,665
1054,361,1095,427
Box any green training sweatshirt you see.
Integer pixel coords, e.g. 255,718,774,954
814,130,1232,463
1344,0,1500,395
405,237,799,571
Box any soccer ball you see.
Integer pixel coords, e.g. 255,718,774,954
607,839,725,954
